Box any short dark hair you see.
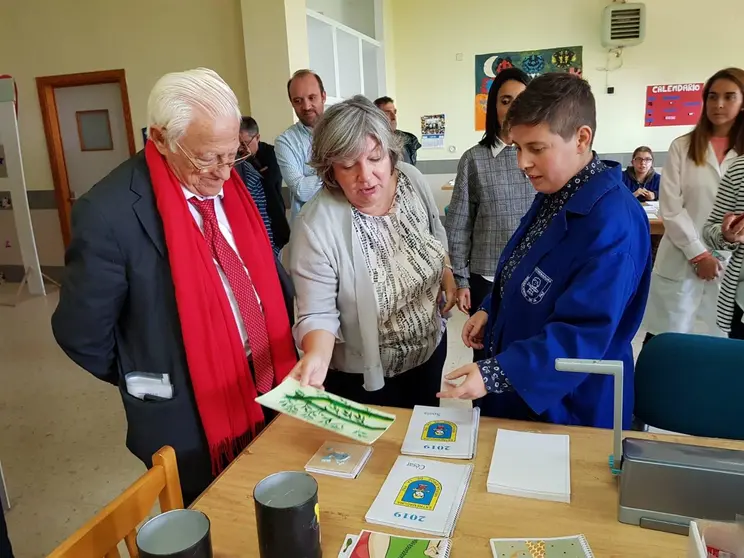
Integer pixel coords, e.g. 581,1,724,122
479,67,531,148
374,96,395,108
240,116,258,135
505,73,596,143
287,69,325,98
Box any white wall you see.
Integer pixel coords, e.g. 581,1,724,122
390,0,744,160
307,0,376,38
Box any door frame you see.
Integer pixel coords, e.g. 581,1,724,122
37,69,136,247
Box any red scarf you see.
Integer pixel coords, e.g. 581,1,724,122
145,141,297,473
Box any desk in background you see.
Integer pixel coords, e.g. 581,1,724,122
193,410,743,556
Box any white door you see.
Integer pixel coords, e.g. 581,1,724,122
54,83,130,201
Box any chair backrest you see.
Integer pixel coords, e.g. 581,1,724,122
634,333,744,440
48,446,183,558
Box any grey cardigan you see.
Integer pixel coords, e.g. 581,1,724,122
289,162,448,391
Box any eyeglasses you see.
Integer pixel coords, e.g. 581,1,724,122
633,157,653,164
176,141,250,174
239,135,258,157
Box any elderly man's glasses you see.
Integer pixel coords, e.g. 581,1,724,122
633,157,653,164
176,142,250,174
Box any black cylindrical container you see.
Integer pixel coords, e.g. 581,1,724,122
136,509,212,558
254,471,322,558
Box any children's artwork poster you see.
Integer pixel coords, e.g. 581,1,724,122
474,46,583,131
645,83,704,127
421,114,445,149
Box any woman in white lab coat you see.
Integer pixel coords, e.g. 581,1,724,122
643,68,744,339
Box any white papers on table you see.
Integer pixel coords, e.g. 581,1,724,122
487,429,571,503
643,201,660,219
401,405,480,460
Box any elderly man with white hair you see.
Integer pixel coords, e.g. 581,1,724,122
52,68,297,504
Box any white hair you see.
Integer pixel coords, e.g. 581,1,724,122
147,67,241,150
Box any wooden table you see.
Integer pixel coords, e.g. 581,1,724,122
194,410,742,557
649,217,665,236
442,182,454,191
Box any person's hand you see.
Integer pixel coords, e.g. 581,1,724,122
633,188,646,198
692,253,722,281
641,189,655,201
462,310,488,349
289,350,330,389
436,363,487,400
456,288,471,314
722,213,744,243
440,267,457,314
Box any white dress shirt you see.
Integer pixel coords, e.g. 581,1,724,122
182,186,259,352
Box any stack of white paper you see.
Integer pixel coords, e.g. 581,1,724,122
487,429,571,503
401,405,480,459
365,456,473,537
643,201,660,219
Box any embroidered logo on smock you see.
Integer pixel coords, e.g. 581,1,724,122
521,267,553,304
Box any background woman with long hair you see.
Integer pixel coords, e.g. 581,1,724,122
445,68,535,360
643,67,744,340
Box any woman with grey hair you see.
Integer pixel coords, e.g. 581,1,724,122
289,95,457,407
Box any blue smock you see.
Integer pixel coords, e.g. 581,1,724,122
479,162,651,429
622,167,661,200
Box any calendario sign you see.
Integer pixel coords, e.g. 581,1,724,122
645,82,704,127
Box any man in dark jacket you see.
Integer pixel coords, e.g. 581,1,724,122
374,96,422,165
239,117,290,252
51,69,297,506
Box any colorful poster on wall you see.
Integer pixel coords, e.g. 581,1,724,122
644,83,704,127
474,46,583,131
421,114,445,149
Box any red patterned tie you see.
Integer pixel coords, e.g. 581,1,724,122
189,197,275,393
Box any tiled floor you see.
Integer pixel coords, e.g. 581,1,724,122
0,286,645,557
0,285,144,557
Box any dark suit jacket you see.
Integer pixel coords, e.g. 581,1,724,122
51,151,295,500
252,142,290,250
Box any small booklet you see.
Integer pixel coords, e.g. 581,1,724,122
401,405,480,459
365,456,473,538
490,535,594,558
305,441,373,479
339,530,452,558
487,429,571,503
256,378,396,444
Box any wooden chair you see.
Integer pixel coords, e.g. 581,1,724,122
48,446,184,558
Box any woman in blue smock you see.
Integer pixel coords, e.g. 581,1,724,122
622,146,661,201
437,73,651,429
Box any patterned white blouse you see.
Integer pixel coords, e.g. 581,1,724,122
352,171,446,377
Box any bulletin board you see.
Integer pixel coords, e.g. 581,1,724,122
474,46,583,131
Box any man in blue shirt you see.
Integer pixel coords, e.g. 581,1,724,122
275,69,326,220
437,73,651,429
